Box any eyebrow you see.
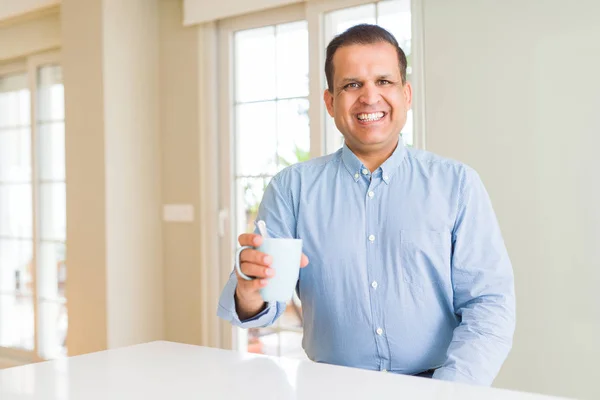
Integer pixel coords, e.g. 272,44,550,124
338,75,395,86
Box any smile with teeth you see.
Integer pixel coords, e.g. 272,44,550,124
357,112,385,122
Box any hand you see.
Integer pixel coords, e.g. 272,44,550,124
235,233,309,320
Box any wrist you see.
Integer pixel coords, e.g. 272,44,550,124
235,287,266,320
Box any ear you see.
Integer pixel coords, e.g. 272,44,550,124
403,81,413,110
323,89,335,117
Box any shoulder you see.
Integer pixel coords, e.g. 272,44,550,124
405,146,479,181
271,149,342,187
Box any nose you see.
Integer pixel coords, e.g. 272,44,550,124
358,83,381,106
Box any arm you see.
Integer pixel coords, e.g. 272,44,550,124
217,174,297,328
432,168,516,386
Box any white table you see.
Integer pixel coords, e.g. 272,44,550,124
0,341,568,400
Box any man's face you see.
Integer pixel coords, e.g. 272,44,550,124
324,42,412,156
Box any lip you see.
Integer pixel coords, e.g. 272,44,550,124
355,111,388,125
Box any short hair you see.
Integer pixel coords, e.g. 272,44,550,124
325,24,408,91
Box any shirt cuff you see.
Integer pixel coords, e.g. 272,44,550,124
216,271,278,329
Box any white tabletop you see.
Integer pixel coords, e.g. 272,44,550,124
0,341,567,400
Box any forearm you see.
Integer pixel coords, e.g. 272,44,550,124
235,287,267,321
217,270,284,328
433,292,515,385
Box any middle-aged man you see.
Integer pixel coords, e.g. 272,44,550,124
218,24,516,386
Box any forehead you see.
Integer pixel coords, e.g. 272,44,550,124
332,42,400,81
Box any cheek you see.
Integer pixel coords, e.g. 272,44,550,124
336,95,358,119
389,95,408,115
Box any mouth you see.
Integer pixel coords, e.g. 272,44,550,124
355,111,387,124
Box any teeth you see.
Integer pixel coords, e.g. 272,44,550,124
357,112,384,121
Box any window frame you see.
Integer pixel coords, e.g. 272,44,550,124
0,49,64,363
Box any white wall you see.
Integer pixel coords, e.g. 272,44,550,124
422,1,600,399
62,0,165,354
102,0,164,348
158,0,204,346
62,0,109,355
0,0,58,21
183,0,301,25
0,8,60,61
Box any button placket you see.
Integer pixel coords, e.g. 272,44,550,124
364,172,389,371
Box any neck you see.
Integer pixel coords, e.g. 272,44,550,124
346,138,399,172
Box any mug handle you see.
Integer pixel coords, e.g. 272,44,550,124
235,245,255,281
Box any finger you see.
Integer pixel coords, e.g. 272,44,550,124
240,248,272,267
237,277,269,293
238,233,263,247
239,262,275,279
300,253,309,268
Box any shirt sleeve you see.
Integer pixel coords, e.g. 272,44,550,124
216,173,297,329
217,270,286,328
432,167,516,386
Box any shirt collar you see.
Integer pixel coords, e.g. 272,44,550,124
341,137,407,184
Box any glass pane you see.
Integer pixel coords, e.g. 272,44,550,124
0,73,28,128
235,102,278,176
38,299,68,359
0,129,31,182
0,239,33,295
235,177,271,237
276,99,310,171
39,183,67,241
235,26,276,103
0,184,33,238
37,65,64,122
38,122,65,181
276,21,309,99
377,0,412,58
38,242,67,300
0,294,34,350
403,108,413,146
18,90,30,126
0,93,12,127
324,4,376,45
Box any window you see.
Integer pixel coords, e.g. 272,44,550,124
218,0,420,358
0,54,66,362
0,72,34,352
233,20,310,359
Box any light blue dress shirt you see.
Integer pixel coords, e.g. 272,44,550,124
218,138,515,386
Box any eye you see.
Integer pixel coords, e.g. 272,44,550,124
378,80,392,85
344,82,360,89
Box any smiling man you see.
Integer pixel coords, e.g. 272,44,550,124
218,24,516,386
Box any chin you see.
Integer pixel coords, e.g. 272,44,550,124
356,132,392,145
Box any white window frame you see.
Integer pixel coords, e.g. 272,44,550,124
0,49,63,364
213,0,425,351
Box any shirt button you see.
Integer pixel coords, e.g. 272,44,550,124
368,191,374,198
382,369,388,373
383,175,389,181
362,168,369,175
354,173,359,179
368,234,375,242
371,281,378,289
376,328,383,335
